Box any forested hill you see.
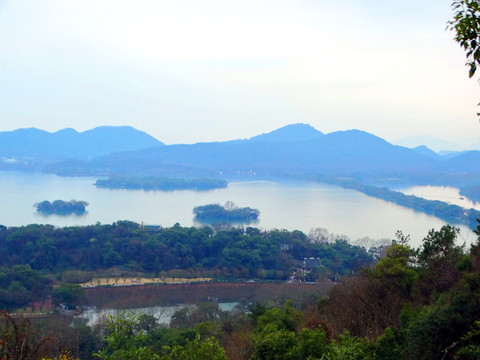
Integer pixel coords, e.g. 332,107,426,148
0,126,163,161
0,221,374,311
48,128,480,184
0,221,372,279
232,122,325,143
48,127,438,178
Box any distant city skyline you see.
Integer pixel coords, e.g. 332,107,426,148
1,0,479,145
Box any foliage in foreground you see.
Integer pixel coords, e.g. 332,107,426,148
2,224,480,359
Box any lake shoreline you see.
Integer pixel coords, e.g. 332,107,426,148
0,170,475,246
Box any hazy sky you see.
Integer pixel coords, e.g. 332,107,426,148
1,0,479,144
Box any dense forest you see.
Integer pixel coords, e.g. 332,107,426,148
1,222,480,360
0,221,373,311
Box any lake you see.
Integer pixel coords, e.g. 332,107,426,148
0,171,476,247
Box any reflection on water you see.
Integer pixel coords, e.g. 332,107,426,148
77,305,191,327
194,219,260,227
77,302,239,328
0,171,476,247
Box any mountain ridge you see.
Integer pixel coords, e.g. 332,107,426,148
0,126,163,161
239,123,324,143
2,123,480,186
45,126,439,179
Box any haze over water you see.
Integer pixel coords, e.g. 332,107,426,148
0,171,475,248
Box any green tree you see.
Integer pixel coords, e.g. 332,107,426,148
417,225,464,295
95,312,158,360
374,327,402,360
402,277,480,360
295,326,329,359
160,334,226,360
449,0,480,78
449,0,480,116
456,320,480,359
250,302,303,360
135,314,159,333
322,332,373,360
52,283,86,308
253,301,302,334
418,225,463,266
373,244,418,298
250,330,298,360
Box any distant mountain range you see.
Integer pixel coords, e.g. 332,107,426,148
49,128,431,178
0,126,163,161
393,135,480,152
393,135,464,152
1,123,480,185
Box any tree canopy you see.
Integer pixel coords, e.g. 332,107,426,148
449,0,480,78
449,0,480,117
35,200,88,215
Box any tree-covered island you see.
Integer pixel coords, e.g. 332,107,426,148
35,200,88,215
193,201,260,223
94,176,228,191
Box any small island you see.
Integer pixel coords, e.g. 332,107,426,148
35,200,89,215
193,201,260,223
94,176,228,191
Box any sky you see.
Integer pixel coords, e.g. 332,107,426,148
0,0,479,145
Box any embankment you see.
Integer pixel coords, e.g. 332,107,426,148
85,280,334,308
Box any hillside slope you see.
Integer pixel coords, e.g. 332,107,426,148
0,126,163,161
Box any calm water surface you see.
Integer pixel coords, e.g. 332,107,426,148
0,171,476,247
77,302,239,327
